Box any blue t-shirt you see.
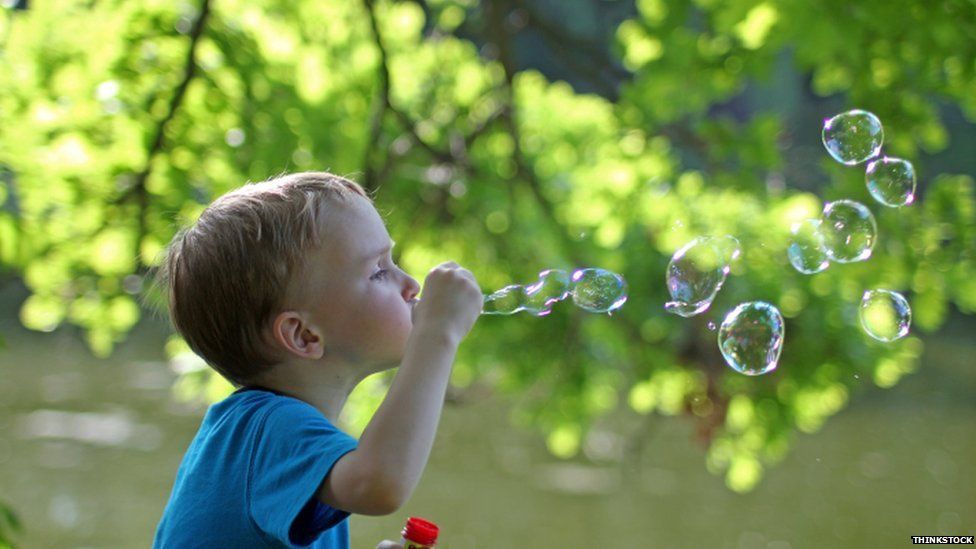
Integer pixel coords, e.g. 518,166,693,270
154,387,359,548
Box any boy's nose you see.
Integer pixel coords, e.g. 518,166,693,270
402,274,420,301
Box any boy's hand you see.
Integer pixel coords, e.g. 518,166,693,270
375,541,403,549
321,262,480,516
412,261,482,345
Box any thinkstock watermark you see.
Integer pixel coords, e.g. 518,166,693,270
911,536,974,544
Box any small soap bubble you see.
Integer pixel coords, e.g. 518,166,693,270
859,289,911,342
225,128,246,148
822,110,884,165
787,218,830,274
522,269,572,317
718,301,785,376
706,321,717,331
571,268,628,313
122,274,144,295
820,200,877,263
865,157,916,207
482,285,526,315
665,236,740,317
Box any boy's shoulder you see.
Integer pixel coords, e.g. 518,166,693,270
156,387,358,548
216,386,309,412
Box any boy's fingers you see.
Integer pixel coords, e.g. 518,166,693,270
375,541,403,549
424,262,479,292
454,267,477,283
429,263,476,282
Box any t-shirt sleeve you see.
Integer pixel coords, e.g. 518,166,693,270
247,399,358,547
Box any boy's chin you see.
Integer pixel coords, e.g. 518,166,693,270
369,354,404,374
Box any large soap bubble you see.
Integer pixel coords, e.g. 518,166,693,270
865,157,916,207
665,235,741,317
822,109,884,165
571,268,629,313
859,289,911,342
718,301,785,376
787,218,830,274
820,200,878,263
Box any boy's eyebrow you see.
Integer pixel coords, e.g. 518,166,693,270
363,240,395,262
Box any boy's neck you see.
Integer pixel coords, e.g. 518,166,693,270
251,359,371,423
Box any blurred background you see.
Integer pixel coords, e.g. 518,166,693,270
0,0,973,547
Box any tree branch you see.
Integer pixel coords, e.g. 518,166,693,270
484,1,727,442
110,0,211,269
487,0,587,265
362,0,468,186
361,0,392,192
53,0,208,275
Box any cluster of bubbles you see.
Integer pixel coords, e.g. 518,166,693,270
788,111,917,275
787,111,916,277
662,235,786,376
656,109,916,376
817,109,913,342
482,268,628,316
480,108,914,378
787,198,878,274
822,110,917,206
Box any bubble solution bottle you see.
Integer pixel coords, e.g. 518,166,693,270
400,517,439,549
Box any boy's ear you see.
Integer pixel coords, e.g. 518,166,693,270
271,311,325,360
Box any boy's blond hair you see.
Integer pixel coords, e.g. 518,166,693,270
154,171,369,386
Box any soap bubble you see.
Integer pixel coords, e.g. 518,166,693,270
718,301,785,376
859,289,911,342
865,157,916,207
571,268,628,313
523,269,572,317
483,268,627,315
482,285,526,315
822,110,884,165
820,200,877,263
665,236,741,317
787,219,830,274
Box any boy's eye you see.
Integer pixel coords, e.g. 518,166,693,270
370,269,388,281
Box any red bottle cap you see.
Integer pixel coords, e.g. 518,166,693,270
402,517,439,546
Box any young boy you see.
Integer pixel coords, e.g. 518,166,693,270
152,171,483,548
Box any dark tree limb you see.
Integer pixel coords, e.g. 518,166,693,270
133,0,212,250
361,0,393,192
93,0,211,271
107,1,211,232
362,0,461,188
485,0,730,444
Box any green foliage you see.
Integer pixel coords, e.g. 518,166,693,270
1,0,974,494
0,500,21,548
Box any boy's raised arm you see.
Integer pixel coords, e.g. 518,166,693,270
317,262,482,515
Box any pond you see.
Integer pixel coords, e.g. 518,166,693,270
0,285,972,548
